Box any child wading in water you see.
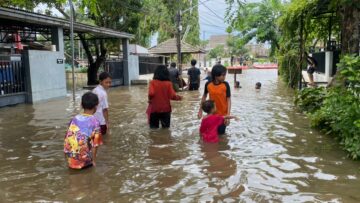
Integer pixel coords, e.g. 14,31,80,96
64,92,103,169
92,72,112,135
198,64,232,134
200,100,238,142
148,65,182,128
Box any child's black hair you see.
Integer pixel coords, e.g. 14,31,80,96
81,92,99,110
153,65,170,81
255,82,262,89
99,72,111,81
202,100,215,114
170,62,176,68
191,59,197,66
211,64,227,81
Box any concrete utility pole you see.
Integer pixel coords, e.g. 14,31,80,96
176,0,211,73
176,10,182,73
69,0,76,101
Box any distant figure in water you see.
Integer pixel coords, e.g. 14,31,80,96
147,65,182,128
200,100,238,143
64,92,103,169
203,71,212,83
255,82,262,90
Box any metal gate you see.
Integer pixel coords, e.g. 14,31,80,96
0,55,25,95
139,56,164,75
105,60,124,86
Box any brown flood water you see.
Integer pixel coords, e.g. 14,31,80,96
0,69,360,202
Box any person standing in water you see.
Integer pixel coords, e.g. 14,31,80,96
92,72,112,135
64,92,103,169
148,65,182,128
198,64,231,134
187,59,201,91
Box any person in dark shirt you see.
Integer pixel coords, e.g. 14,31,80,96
187,59,201,91
305,52,318,86
168,62,180,92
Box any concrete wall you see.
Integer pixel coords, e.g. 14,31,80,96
128,55,139,84
24,50,66,103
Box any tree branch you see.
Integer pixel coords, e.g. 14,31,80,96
55,5,69,19
79,33,94,64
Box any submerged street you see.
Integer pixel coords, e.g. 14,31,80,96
0,69,359,202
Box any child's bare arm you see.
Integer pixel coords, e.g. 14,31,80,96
198,95,207,119
224,115,239,121
103,108,109,127
92,146,97,166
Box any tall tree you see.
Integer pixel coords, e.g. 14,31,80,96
225,0,282,56
157,0,200,46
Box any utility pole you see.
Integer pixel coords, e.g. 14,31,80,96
69,0,75,101
203,31,206,68
176,10,182,73
176,0,210,72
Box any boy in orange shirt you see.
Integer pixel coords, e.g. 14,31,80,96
198,64,231,134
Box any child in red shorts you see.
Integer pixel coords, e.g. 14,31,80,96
200,100,238,143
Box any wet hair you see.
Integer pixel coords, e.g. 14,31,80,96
202,100,215,114
81,92,99,110
255,82,262,89
99,72,111,81
170,62,176,68
211,64,227,81
153,65,170,81
191,59,197,66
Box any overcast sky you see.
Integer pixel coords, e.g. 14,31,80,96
198,0,231,40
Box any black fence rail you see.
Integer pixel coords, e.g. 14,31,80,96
0,59,25,95
139,56,164,75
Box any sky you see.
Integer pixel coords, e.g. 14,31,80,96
198,0,231,40
150,0,233,47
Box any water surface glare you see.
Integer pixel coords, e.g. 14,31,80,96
1,69,360,202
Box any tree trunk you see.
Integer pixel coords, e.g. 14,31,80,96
78,34,107,85
328,3,359,87
340,3,360,54
298,13,305,90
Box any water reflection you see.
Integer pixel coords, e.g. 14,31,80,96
1,70,360,202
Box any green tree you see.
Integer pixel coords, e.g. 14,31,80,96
225,0,282,56
207,45,227,59
157,0,200,46
226,35,249,57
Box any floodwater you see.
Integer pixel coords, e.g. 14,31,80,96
0,69,360,202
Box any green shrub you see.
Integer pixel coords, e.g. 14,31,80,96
79,67,88,73
295,87,327,113
296,54,360,159
310,88,360,159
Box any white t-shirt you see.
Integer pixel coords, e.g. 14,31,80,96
92,85,109,125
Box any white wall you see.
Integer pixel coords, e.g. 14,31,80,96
25,50,66,103
128,55,139,85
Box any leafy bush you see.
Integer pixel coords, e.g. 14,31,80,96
310,88,360,159
277,47,302,88
295,87,326,113
295,55,360,159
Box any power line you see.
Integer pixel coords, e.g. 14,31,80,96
199,15,226,27
201,22,227,29
200,11,227,25
201,2,226,22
